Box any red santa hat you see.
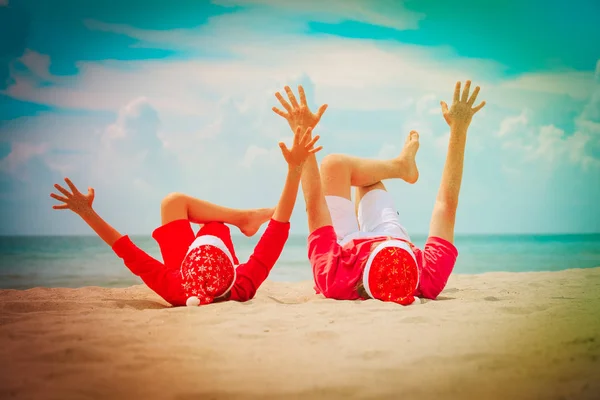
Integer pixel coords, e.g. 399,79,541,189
362,239,420,305
180,235,236,307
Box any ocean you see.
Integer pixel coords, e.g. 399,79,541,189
1,234,599,290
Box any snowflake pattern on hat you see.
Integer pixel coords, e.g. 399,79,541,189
367,245,419,305
180,244,235,305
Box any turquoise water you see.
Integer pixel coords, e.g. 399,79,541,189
0,234,599,289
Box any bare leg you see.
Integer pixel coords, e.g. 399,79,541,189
354,181,387,216
160,193,274,237
321,131,420,200
428,127,467,244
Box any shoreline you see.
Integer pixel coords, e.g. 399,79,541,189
2,265,600,290
1,267,599,399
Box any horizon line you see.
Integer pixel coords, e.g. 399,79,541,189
1,232,600,238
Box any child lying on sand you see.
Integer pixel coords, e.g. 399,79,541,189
50,127,322,307
272,83,485,305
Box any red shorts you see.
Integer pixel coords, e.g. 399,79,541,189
152,220,240,270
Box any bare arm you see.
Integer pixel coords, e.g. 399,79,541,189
272,165,302,223
429,81,486,243
227,127,321,302
272,85,332,233
50,178,123,247
300,150,333,233
78,208,124,247
272,126,323,223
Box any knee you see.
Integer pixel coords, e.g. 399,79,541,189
433,199,458,219
320,154,347,176
161,192,187,212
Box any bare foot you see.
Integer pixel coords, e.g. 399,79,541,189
238,208,275,237
395,130,420,184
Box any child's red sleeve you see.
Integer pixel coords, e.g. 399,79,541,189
228,219,290,302
112,235,186,306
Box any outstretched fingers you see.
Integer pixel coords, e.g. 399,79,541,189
54,183,71,197
272,106,288,119
50,193,68,203
299,127,312,145
467,86,480,106
315,104,328,122
278,142,291,159
50,189,70,210
440,101,449,114
284,86,300,108
294,126,302,146
64,178,80,195
453,81,461,104
306,134,321,150
461,80,471,103
275,92,292,112
472,101,486,113
298,85,308,106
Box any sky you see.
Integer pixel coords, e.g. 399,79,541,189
0,0,599,236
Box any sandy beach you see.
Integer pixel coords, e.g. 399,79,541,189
1,267,599,400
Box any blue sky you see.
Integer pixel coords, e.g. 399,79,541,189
0,0,599,235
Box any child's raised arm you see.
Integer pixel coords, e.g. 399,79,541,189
51,178,123,247
228,127,322,302
50,178,186,305
272,126,322,223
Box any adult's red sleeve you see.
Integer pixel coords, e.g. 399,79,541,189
112,235,186,306
228,219,290,302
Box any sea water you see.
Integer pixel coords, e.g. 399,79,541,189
1,234,599,289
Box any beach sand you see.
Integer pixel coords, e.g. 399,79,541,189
1,267,599,400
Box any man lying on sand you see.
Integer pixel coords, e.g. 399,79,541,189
273,82,485,305
49,127,322,307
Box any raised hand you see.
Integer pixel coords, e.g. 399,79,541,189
272,85,328,132
279,126,322,169
50,178,95,216
440,80,486,129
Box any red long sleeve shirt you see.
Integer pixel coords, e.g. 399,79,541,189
112,219,290,306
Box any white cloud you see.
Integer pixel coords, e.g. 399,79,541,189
498,70,594,101
102,97,161,149
497,111,528,137
241,145,270,168
377,143,400,159
92,97,185,195
0,12,503,116
415,94,437,116
0,142,49,180
1,6,599,234
6,9,594,128
212,0,425,31
530,125,599,170
497,73,600,172
434,132,450,151
501,163,521,176
18,50,54,82
84,0,424,48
